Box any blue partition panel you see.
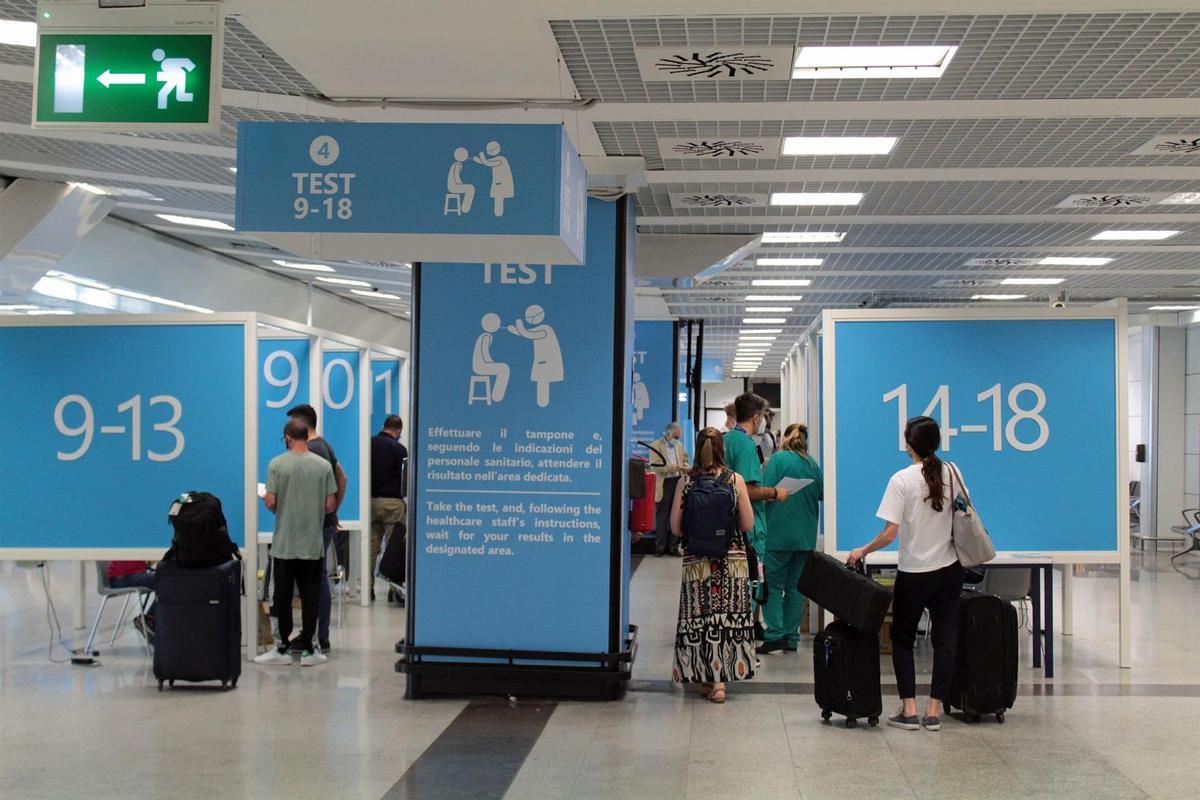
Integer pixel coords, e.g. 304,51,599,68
371,358,403,432
830,317,1118,554
322,351,361,524
629,321,676,459
0,323,246,549
257,337,310,528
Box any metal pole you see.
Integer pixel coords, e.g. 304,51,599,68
306,281,314,327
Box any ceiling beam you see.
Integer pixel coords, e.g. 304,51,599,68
680,245,1200,254
0,122,237,159
648,167,1200,183
0,159,235,195
638,213,1200,226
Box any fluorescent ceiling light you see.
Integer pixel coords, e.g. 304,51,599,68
1091,229,1179,241
972,294,1027,301
752,279,811,287
756,258,823,267
740,328,782,335
26,309,75,316
315,276,371,287
746,295,803,301
770,192,863,207
782,136,898,155
739,335,777,341
762,232,844,244
1001,278,1065,286
228,166,238,173
745,306,792,313
792,45,958,79
1160,192,1200,205
743,317,787,324
351,289,402,300
272,259,335,273
0,304,39,310
1148,305,1200,311
156,213,234,231
110,287,213,313
1037,257,1112,266
72,182,108,196
0,20,36,47
47,271,110,290
70,182,163,200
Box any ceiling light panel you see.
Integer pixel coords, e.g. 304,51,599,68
791,45,958,79
272,259,336,273
756,258,823,267
972,294,1027,300
745,296,803,302
1149,305,1200,311
351,290,402,300
752,279,811,287
1038,257,1112,266
1160,192,1200,205
316,276,371,287
0,20,36,47
1091,230,1180,240
781,136,897,155
743,318,787,324
1001,278,1066,285
155,214,234,231
761,232,845,243
745,307,792,313
769,192,863,206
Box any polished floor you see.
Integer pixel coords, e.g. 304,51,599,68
1,547,1198,800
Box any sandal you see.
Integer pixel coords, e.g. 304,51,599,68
700,683,714,698
709,686,727,704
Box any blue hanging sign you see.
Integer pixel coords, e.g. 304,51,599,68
236,122,587,265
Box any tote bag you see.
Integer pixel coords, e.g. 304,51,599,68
948,463,996,569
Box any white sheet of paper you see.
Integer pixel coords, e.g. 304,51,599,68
257,482,268,499
774,476,814,494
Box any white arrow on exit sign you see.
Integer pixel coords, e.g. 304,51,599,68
97,70,146,88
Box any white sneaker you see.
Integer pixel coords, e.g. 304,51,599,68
254,648,293,666
300,650,328,667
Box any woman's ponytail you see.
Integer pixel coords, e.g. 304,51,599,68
904,416,945,512
920,453,945,512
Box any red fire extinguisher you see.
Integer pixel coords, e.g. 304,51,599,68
630,469,656,534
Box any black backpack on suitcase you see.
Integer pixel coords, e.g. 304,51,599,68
796,551,892,634
813,620,882,728
153,559,242,691
949,592,1018,723
164,492,239,568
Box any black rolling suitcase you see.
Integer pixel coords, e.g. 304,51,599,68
153,559,242,691
796,551,892,634
813,620,882,728
949,592,1018,723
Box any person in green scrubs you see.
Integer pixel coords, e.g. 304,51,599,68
758,423,824,654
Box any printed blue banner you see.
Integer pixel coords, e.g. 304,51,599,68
370,358,403,433
236,122,587,265
322,351,361,525
258,338,310,528
0,324,246,549
830,317,1118,553
630,321,676,460
413,198,628,654
701,357,724,383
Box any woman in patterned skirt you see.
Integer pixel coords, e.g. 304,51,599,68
669,426,757,703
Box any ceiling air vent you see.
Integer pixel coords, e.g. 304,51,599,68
962,258,1038,267
636,46,795,81
669,192,768,209
1130,135,1200,156
658,137,778,159
1056,193,1168,208
935,278,1003,288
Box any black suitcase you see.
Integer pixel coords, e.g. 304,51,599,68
797,551,892,634
153,559,242,691
813,620,882,728
378,522,406,585
949,592,1018,723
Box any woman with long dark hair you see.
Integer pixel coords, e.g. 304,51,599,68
669,427,756,703
848,416,967,732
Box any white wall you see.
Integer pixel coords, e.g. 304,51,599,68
1185,326,1200,512
54,218,410,351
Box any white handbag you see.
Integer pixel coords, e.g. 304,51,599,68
948,462,996,569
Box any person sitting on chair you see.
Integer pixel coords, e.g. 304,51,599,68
108,560,157,641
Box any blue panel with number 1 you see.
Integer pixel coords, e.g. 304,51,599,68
832,318,1117,553
322,351,360,524
258,338,310,529
0,324,246,550
370,358,402,433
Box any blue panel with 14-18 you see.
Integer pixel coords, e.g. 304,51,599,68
829,317,1118,554
0,323,246,550
235,122,587,265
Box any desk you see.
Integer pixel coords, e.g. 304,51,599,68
860,553,1057,678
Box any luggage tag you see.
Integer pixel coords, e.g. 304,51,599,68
168,501,183,517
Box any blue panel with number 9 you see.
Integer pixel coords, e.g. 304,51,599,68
322,351,360,524
258,338,310,528
831,318,1118,554
0,324,246,550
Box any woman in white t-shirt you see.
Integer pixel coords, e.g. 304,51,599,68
847,416,966,733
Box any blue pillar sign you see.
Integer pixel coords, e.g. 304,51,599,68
236,122,587,266
827,315,1120,555
322,351,361,524
371,358,403,433
408,198,632,669
0,323,246,550
257,338,310,527
630,321,676,458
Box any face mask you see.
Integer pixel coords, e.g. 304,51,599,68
756,417,767,435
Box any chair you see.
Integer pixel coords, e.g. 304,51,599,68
1170,510,1200,562
443,193,463,216
979,568,1033,629
84,561,153,656
468,375,492,406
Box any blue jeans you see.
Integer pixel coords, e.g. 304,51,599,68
110,571,157,620
317,526,336,642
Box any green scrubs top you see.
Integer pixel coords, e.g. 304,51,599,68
762,450,823,552
724,427,766,551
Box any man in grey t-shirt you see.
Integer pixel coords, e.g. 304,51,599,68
255,418,337,667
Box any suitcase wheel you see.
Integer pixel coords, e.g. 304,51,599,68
995,712,1005,724
845,717,858,729
169,680,175,688
221,680,227,690
230,678,238,690
157,681,164,692
821,710,832,723
868,716,879,727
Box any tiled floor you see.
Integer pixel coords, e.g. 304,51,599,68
2,547,1198,799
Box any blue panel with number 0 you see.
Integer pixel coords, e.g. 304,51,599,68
258,338,310,529
322,351,360,524
0,324,246,550
832,318,1117,553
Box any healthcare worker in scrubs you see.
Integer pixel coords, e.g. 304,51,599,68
757,423,823,655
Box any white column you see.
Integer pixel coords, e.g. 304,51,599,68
72,560,87,641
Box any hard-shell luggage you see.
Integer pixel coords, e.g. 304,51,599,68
378,522,407,586
153,559,242,691
796,551,892,634
813,620,882,728
949,592,1018,723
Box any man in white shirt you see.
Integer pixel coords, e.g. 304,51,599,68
649,422,689,556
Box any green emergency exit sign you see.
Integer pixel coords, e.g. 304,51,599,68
33,32,217,129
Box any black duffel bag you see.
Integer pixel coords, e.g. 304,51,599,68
796,550,891,635
163,491,240,568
